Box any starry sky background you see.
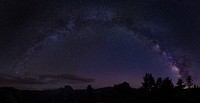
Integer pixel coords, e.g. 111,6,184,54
0,0,200,90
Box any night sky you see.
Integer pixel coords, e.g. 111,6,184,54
0,0,200,90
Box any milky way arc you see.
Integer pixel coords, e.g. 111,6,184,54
13,7,193,81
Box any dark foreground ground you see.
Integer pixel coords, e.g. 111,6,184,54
0,85,200,103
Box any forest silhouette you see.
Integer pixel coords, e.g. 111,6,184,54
0,73,200,103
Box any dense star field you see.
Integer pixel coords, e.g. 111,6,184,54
0,0,200,90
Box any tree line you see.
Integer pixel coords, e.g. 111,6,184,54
142,73,198,92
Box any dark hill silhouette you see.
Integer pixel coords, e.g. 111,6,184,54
0,74,200,103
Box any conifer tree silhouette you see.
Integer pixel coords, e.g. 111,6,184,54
176,79,185,89
186,76,193,89
156,77,163,89
142,73,155,92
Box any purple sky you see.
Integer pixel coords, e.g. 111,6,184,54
0,0,200,90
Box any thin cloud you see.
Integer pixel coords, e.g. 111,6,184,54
0,74,94,85
39,74,95,83
0,74,44,85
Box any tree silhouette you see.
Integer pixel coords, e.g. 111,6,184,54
176,79,185,89
156,77,163,89
161,77,174,89
158,77,174,95
142,73,155,92
186,76,193,89
87,85,95,103
114,82,131,91
113,82,131,101
87,85,93,95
